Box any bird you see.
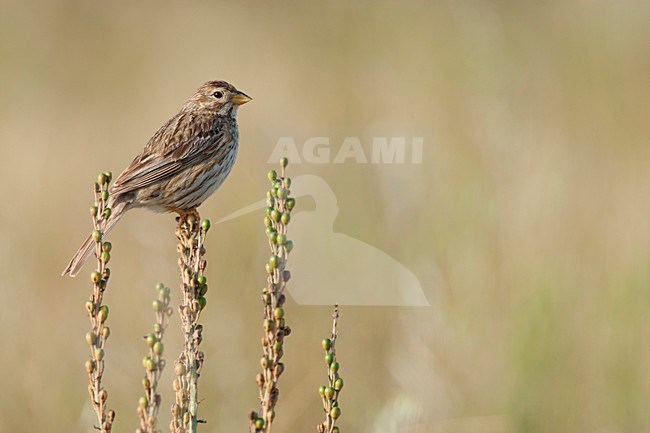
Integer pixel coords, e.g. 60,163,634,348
62,80,251,277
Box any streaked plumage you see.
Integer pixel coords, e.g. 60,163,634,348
62,80,251,277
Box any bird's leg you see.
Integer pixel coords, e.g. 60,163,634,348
174,208,200,224
186,208,200,222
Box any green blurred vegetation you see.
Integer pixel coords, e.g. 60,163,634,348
0,1,648,432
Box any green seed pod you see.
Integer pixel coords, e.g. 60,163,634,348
198,296,207,310
268,170,277,182
318,385,326,396
269,231,278,244
153,323,162,334
197,275,207,286
102,327,110,340
100,251,110,263
330,407,341,419
142,378,151,390
85,359,95,373
334,377,344,390
139,396,148,409
277,188,287,199
330,361,340,373
155,282,164,291
332,427,340,433
90,206,98,217
325,354,334,365
322,338,332,350
280,212,290,224
276,234,287,245
102,242,112,252
266,206,273,216
153,341,164,355
272,341,282,353
270,209,281,222
93,182,101,193
263,319,273,331
98,173,107,185
174,363,186,376
101,191,109,201
95,348,105,361
285,240,294,252
97,305,109,323
143,357,154,371
264,216,272,227
152,300,162,312
283,177,291,188
273,307,284,319
270,255,280,268
286,198,296,210
279,157,289,167
201,219,211,231
265,227,276,238
324,386,335,399
146,333,156,348
265,263,273,274
103,207,111,218
85,332,97,345
255,418,265,430
92,230,102,242
261,357,270,369
266,409,275,421
199,283,208,296
104,172,112,183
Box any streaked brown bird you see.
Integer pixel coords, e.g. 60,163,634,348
62,80,251,277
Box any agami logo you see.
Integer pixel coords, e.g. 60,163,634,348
218,175,429,306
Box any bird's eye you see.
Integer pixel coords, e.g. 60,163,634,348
213,91,224,99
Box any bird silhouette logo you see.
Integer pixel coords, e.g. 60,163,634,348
218,175,429,306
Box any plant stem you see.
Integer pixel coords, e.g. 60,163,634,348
171,212,210,433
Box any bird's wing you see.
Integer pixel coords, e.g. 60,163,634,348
110,113,226,196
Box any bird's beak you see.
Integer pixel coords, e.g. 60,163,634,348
231,91,252,106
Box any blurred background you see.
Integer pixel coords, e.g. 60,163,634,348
0,1,648,432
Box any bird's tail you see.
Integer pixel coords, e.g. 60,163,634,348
61,203,127,277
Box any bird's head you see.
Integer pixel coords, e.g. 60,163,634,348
184,80,252,117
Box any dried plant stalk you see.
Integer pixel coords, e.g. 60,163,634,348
170,213,210,433
250,157,296,433
137,283,173,433
317,305,343,433
84,172,116,433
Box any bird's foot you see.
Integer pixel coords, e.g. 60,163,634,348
175,208,200,225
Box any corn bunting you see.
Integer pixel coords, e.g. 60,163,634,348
62,80,251,277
